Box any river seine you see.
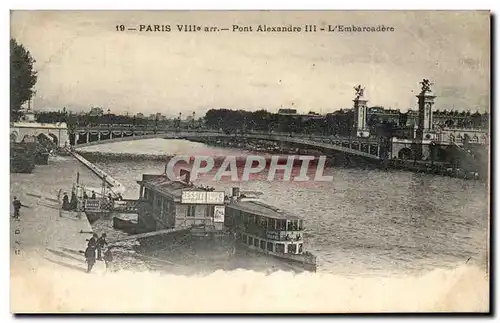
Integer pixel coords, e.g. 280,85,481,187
77,138,489,277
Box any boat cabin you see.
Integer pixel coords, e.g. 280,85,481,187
136,174,226,234
225,200,305,255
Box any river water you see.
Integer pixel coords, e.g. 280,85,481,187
75,138,489,277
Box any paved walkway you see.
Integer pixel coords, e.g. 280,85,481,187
10,165,107,313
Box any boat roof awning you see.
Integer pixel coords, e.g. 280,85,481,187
140,177,209,200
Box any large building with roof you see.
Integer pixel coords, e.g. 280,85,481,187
136,174,226,234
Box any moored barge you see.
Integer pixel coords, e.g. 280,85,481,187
224,189,317,272
135,172,235,258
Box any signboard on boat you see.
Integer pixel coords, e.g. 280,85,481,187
266,231,304,241
181,191,225,204
266,231,280,240
181,191,205,204
206,191,225,204
84,199,101,211
213,205,225,223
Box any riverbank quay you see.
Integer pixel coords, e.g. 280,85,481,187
10,162,107,313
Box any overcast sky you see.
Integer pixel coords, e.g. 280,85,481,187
10,10,490,117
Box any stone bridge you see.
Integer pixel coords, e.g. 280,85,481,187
10,121,70,147
71,126,386,160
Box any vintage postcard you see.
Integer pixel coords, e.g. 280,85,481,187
9,10,490,313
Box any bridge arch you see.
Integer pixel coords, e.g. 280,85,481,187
72,130,382,160
397,147,413,160
48,133,59,146
21,134,37,144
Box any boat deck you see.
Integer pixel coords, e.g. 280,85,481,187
227,200,301,220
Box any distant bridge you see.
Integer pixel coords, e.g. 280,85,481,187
71,127,386,160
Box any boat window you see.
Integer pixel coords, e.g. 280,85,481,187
162,200,168,213
267,242,273,252
298,243,303,254
160,199,166,216
260,240,266,250
248,236,254,245
288,243,297,254
253,238,259,247
276,243,285,253
277,220,286,230
188,205,195,217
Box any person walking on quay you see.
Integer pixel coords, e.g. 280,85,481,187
62,192,70,210
97,233,108,260
87,233,98,249
103,246,113,271
70,190,78,210
84,245,96,273
12,197,28,219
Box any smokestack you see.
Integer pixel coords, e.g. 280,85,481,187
180,169,191,184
